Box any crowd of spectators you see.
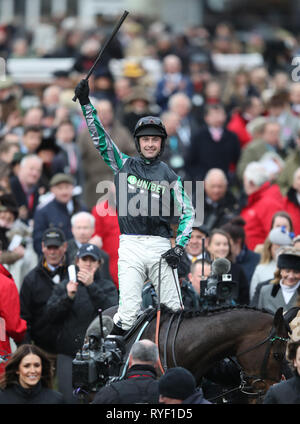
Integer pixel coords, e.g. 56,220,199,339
0,12,300,404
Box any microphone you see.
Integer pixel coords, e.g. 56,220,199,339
85,315,114,340
211,258,231,276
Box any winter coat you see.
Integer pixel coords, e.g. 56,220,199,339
0,264,27,375
92,201,121,288
249,260,277,301
276,148,300,195
263,372,300,404
46,270,118,356
282,188,300,236
188,125,240,182
9,176,40,222
20,258,69,353
227,112,252,148
257,282,300,314
236,245,260,285
182,388,211,404
203,190,240,232
0,381,65,404
33,197,86,255
240,182,284,250
92,364,159,404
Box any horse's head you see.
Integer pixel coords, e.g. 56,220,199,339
237,307,290,402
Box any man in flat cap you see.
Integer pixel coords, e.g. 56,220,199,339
20,227,69,354
33,173,86,256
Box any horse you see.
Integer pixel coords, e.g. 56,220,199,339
93,304,290,402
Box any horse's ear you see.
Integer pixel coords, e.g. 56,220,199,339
274,307,284,327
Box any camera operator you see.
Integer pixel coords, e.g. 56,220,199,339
45,243,118,404
92,339,160,404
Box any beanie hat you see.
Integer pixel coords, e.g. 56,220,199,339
277,246,300,271
158,367,196,400
269,227,293,246
0,193,19,219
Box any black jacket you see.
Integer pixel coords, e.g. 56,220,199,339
203,191,240,232
46,270,118,356
20,258,69,353
263,372,300,404
182,388,211,404
188,125,240,181
0,382,65,404
92,364,159,404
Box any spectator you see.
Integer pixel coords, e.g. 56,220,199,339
227,96,263,148
0,193,38,291
9,154,43,223
158,366,211,404
33,173,86,255
46,243,118,404
155,54,194,111
257,246,300,314
91,182,120,287
250,226,293,303
67,211,112,282
0,141,20,166
181,258,212,310
0,344,65,404
188,104,240,182
114,77,133,124
277,129,300,195
282,167,300,236
178,224,210,281
0,241,27,376
202,168,240,232
122,85,158,134
221,217,260,285
77,99,135,210
36,135,61,190
52,120,84,187
237,120,285,182
168,92,199,150
206,228,249,305
266,91,300,151
240,162,284,250
290,82,300,117
20,227,68,354
19,126,43,154
263,340,300,404
92,339,160,404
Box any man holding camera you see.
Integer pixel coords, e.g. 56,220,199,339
74,80,194,336
46,243,118,403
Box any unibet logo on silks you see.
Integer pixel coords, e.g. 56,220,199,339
127,174,166,194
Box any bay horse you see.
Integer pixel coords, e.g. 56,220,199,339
95,304,290,402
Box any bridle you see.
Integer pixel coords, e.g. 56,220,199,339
210,327,290,401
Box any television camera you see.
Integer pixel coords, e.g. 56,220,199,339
72,310,125,399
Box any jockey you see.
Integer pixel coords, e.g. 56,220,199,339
74,79,194,336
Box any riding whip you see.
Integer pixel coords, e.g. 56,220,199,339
72,10,129,102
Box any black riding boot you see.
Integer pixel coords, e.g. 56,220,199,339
110,323,127,337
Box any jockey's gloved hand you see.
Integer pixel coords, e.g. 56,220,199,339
162,245,184,269
74,79,90,105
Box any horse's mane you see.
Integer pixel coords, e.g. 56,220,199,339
158,303,273,323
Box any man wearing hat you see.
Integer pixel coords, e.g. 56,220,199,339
33,172,86,256
20,227,69,354
158,366,211,404
256,246,300,313
46,243,118,404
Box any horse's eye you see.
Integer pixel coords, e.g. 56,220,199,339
273,352,284,361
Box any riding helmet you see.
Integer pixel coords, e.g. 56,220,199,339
133,116,167,158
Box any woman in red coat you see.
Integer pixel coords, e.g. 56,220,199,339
0,262,27,376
